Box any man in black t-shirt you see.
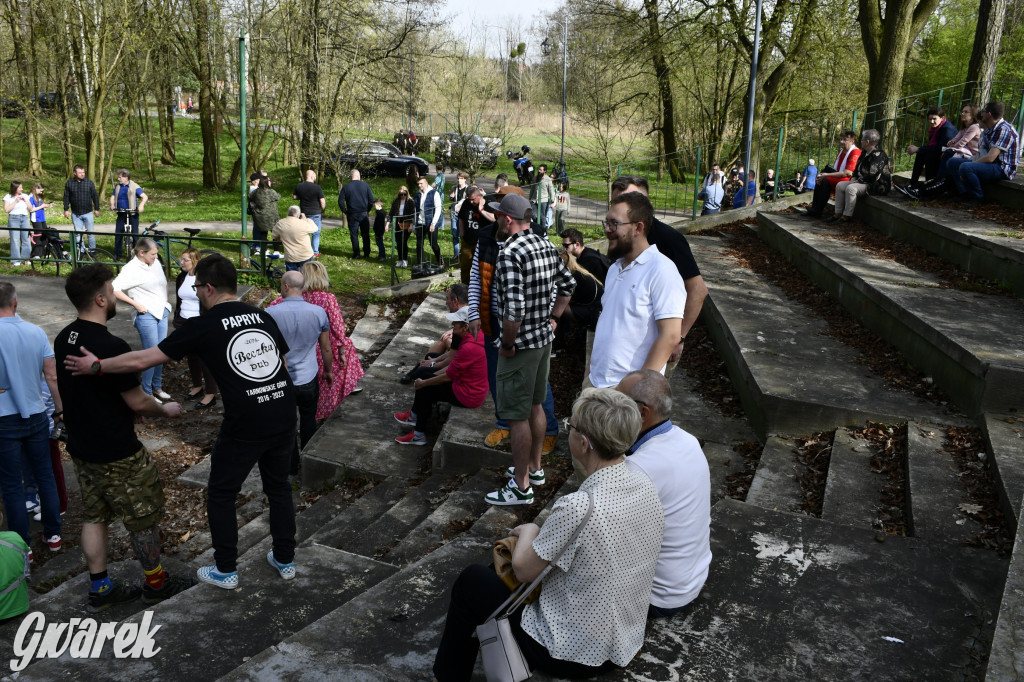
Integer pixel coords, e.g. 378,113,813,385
456,186,494,284
293,170,326,257
64,255,298,590
54,264,194,611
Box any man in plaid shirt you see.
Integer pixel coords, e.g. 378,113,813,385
485,193,574,505
946,101,1019,205
62,165,101,252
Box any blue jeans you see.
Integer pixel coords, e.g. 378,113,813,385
483,333,558,435
7,214,31,262
70,212,96,250
948,157,1006,200
450,210,460,259
286,258,312,272
0,412,61,544
309,213,322,254
134,311,168,394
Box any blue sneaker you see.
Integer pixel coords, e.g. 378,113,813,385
197,566,239,590
267,551,296,580
25,494,39,515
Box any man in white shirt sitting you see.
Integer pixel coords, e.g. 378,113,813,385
617,369,711,618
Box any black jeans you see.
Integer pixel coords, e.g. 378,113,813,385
373,224,387,259
415,224,442,265
808,180,833,215
293,378,320,475
412,382,465,433
347,213,371,256
433,564,615,682
911,145,943,184
207,430,296,572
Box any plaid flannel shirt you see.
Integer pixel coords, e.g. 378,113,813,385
981,119,1019,180
62,177,100,215
495,229,575,349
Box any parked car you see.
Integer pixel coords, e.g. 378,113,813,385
33,91,78,114
433,132,500,170
1,98,23,119
330,139,429,178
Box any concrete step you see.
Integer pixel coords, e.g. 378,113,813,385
15,544,397,681
745,436,805,514
433,395,521,472
691,234,941,438
906,421,983,543
757,212,1024,415
987,174,1024,211
384,469,502,566
333,470,469,561
363,292,450,383
983,413,1024,533
985,491,1024,682
220,507,520,681
303,477,419,550
857,195,1024,296
177,453,262,493
348,300,394,355
0,557,193,670
821,428,884,529
300,375,433,485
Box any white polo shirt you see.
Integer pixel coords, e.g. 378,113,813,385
588,244,686,388
625,422,712,608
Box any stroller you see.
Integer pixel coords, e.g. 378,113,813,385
30,224,66,260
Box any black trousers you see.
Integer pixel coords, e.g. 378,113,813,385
911,145,943,183
347,213,371,256
415,224,442,265
808,180,833,215
293,378,320,475
114,212,140,260
208,430,296,572
432,564,615,682
412,382,465,433
373,224,387,259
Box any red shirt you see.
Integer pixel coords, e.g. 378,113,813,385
827,147,862,190
446,330,488,408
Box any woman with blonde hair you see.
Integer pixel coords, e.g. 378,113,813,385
270,260,364,419
389,186,416,267
173,247,218,408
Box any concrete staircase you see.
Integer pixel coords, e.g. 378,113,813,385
6,178,1024,681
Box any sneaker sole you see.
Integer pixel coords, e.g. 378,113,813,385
484,493,534,506
395,438,427,446
484,435,510,447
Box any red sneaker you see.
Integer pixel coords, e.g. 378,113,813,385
395,431,427,445
394,410,416,426
45,534,62,552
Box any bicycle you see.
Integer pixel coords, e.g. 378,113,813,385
140,221,219,271
30,228,117,276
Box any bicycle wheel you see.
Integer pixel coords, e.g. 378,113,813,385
82,247,118,266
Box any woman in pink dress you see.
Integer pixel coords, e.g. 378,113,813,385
270,261,364,419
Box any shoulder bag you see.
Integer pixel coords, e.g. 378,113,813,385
475,490,594,682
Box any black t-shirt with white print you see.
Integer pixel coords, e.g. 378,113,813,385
159,300,296,440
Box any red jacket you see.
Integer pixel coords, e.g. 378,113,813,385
447,330,488,408
826,147,862,191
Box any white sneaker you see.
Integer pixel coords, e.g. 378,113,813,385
155,390,173,401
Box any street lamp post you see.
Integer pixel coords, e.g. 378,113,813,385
542,17,568,179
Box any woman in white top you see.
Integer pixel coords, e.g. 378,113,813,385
4,181,33,266
173,247,218,408
432,388,664,681
112,237,173,400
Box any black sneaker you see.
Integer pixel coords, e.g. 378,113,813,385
142,575,198,604
89,582,142,612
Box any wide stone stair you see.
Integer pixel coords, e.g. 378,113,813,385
6,179,1024,681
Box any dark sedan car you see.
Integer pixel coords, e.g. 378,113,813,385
332,139,429,178
434,132,500,170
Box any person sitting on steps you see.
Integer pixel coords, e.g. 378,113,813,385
400,284,469,385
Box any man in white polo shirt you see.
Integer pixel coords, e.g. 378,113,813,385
617,369,711,618
587,191,686,388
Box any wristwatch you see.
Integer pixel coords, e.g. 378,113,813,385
91,360,103,376
501,342,515,351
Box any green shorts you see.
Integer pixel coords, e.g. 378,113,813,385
496,345,551,421
73,447,166,532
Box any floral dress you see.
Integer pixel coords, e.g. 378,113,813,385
269,290,364,419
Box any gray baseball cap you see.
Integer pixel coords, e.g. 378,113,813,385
486,193,531,220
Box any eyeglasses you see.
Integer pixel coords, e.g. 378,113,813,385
602,219,637,232
191,282,208,292
562,417,581,435
561,242,574,249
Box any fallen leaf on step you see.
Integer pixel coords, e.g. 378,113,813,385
958,503,983,515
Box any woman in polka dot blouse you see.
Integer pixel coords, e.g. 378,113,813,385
433,388,665,680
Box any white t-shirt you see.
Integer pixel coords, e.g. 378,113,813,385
522,462,664,667
4,194,30,216
112,256,171,321
625,422,712,608
177,273,200,319
588,244,687,388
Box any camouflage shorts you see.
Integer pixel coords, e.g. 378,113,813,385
73,448,165,532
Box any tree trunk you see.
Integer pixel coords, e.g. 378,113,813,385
156,55,176,164
858,0,942,143
966,0,1008,103
643,0,683,183
299,0,321,172
196,0,218,189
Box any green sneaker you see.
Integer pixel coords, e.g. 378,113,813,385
484,478,534,506
89,582,142,612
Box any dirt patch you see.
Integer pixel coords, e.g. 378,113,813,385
944,426,1014,556
725,441,763,501
793,431,834,517
678,321,745,418
850,422,908,536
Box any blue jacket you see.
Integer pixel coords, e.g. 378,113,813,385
338,180,375,216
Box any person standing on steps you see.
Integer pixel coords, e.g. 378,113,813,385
55,264,194,611
415,176,443,266
338,169,375,259
109,169,148,261
293,169,327,258
62,165,100,255
482,193,575,506
63,254,299,590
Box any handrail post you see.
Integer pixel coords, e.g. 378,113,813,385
775,125,785,200
1017,86,1024,133
390,216,397,286
69,227,78,269
692,145,702,220
851,109,858,132
162,236,172,279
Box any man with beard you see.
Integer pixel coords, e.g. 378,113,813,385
588,192,686,389
63,255,298,591
54,264,193,610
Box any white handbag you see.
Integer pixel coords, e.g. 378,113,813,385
475,490,593,682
